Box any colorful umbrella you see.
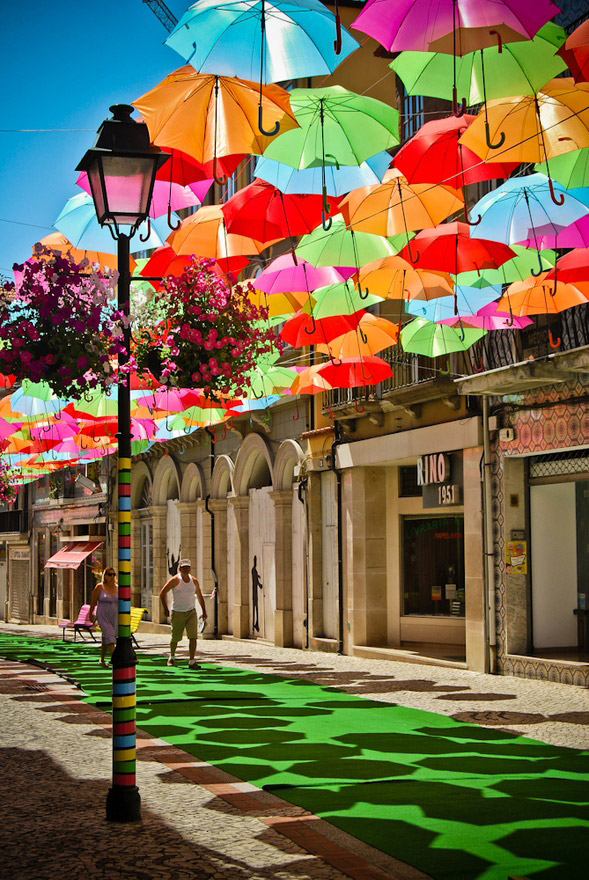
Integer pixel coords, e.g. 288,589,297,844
406,285,501,321
458,244,555,287
340,169,463,237
221,179,340,246
32,233,135,274
497,273,589,315
247,287,311,318
316,313,399,358
352,0,559,54
357,256,454,302
545,248,589,286
166,204,265,272
440,301,533,329
516,214,589,250
281,310,364,347
133,69,298,183
254,152,391,195
296,214,394,268
401,316,486,357
399,222,516,274
311,356,393,388
557,18,589,84
254,254,350,294
304,280,383,319
392,115,518,191
535,148,589,191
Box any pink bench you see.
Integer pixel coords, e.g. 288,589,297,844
58,604,98,642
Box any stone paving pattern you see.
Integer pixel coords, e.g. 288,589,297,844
1,622,589,880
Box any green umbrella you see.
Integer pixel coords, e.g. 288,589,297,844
247,363,298,399
400,317,486,358
303,280,383,319
296,215,394,268
535,148,589,190
391,23,567,105
263,86,400,170
458,245,555,287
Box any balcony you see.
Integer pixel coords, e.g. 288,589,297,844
0,509,28,533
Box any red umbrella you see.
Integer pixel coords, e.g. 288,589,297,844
157,147,245,186
222,179,340,247
281,311,365,347
546,247,589,285
314,356,393,388
393,116,519,192
558,19,589,84
399,222,516,274
139,246,227,291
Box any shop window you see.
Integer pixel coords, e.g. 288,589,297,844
399,466,420,497
402,516,465,616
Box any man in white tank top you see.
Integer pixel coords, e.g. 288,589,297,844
160,559,207,668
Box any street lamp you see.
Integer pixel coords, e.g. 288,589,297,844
77,105,169,822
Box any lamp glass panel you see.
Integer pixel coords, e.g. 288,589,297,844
86,160,107,222
101,155,157,224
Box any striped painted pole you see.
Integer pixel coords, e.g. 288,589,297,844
106,233,141,822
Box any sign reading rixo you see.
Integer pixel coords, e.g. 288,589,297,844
418,452,463,508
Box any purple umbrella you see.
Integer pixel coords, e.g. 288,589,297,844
517,214,589,250
440,301,533,329
254,254,355,295
352,0,560,55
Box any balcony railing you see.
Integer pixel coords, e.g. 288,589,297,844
0,509,27,533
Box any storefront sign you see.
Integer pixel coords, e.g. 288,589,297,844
10,547,30,561
419,452,463,508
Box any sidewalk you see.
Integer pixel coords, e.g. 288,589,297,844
1,622,588,880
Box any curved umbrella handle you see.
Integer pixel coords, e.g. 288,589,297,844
463,205,482,226
359,326,368,344
504,301,515,327
290,244,299,267
292,402,300,421
139,217,151,243
251,383,265,400
329,354,343,366
452,87,467,118
325,153,341,171
485,121,505,150
354,399,365,414
258,104,280,137
548,176,565,206
406,240,421,265
457,321,465,343
213,156,228,187
304,315,317,336
357,281,370,300
322,210,333,232
360,362,373,382
167,204,181,231
549,329,561,349
489,30,503,53
334,9,342,55
439,359,451,376
531,249,545,277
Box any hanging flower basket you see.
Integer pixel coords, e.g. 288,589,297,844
0,249,127,400
0,459,16,504
134,258,282,397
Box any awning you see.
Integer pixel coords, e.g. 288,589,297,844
45,541,103,570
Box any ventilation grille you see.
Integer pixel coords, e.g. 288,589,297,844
529,450,589,479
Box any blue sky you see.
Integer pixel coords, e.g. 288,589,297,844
0,1,188,275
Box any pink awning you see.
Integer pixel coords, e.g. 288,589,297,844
45,541,103,570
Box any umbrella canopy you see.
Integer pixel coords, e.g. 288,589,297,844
516,213,589,250
165,0,359,82
281,310,364,346
497,273,589,315
460,79,589,164
316,313,399,358
262,86,400,170
470,173,589,246
32,233,135,274
352,0,559,54
133,68,297,172
254,152,391,195
558,18,589,84
357,256,454,302
247,287,311,318
393,116,518,188
166,204,265,272
546,248,589,285
458,244,555,287
401,316,486,356
390,23,567,105
254,254,349,294
340,170,463,236
399,222,516,274
312,356,393,388
535,148,589,191
305,280,383,319
296,214,394,267
406,285,501,321
221,179,340,246
441,301,533,329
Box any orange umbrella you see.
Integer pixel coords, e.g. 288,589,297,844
340,169,463,236
316,313,399,358
460,79,589,165
357,255,454,302
497,272,589,316
134,68,298,182
166,204,267,272
291,363,335,395
33,233,137,273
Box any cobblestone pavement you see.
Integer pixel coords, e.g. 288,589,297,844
1,623,588,880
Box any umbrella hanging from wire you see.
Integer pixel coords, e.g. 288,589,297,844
166,204,266,273
254,152,391,196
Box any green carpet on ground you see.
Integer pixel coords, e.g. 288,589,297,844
1,632,589,880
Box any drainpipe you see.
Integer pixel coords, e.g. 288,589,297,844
297,477,310,649
330,422,345,655
482,397,497,673
205,427,219,638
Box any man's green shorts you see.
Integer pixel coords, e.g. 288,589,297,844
171,608,198,640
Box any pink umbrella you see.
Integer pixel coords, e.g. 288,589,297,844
77,171,202,219
517,214,589,250
254,254,354,295
352,0,560,54
440,301,533,329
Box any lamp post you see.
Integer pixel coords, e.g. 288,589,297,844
77,105,169,822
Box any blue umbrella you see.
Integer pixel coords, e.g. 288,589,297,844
55,193,180,255
165,0,359,83
471,174,589,264
254,152,391,195
406,285,501,322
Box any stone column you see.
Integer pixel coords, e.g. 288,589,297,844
209,498,228,635
150,505,168,623
227,495,250,638
270,489,294,647
306,471,324,645
463,445,487,672
178,501,197,568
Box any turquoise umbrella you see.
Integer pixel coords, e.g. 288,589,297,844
406,286,501,321
254,152,391,195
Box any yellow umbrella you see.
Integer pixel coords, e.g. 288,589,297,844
460,79,589,165
340,169,463,236
315,312,399,358
247,287,313,318
357,255,454,301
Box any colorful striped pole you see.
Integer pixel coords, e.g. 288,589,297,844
106,232,141,822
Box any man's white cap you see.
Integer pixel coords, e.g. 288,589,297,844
178,558,191,568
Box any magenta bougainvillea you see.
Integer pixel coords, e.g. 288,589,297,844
0,459,16,503
0,249,127,399
134,258,282,397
